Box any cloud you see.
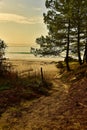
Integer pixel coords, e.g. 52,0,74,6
0,13,43,24
0,0,5,7
33,7,42,11
17,3,25,9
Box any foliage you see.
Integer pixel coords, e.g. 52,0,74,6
0,69,52,115
0,39,7,75
0,39,6,59
31,0,87,71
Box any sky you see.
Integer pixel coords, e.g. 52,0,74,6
0,0,48,47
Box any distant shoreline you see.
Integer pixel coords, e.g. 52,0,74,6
6,57,63,62
5,46,64,61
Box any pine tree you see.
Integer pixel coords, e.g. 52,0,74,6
32,0,87,70
36,0,73,70
71,0,87,64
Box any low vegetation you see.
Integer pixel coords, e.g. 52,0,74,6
57,60,87,82
0,60,87,129
0,39,52,116
54,61,87,129
0,65,52,116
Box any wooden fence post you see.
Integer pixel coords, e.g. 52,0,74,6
41,67,44,81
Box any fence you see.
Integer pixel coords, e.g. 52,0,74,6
17,67,45,81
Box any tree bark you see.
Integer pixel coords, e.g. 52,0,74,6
83,41,87,63
85,28,87,63
77,8,82,65
65,19,71,71
77,23,82,65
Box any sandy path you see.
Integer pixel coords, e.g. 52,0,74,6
0,59,69,130
0,80,68,130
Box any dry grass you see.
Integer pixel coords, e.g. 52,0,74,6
0,60,87,130
0,60,54,116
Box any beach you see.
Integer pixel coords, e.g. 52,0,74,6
1,58,87,130
5,46,63,77
6,59,59,79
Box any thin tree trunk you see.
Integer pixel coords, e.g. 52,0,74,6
85,28,87,63
77,31,82,64
86,43,87,63
65,19,71,71
83,41,87,63
77,8,82,65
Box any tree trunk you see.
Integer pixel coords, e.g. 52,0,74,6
83,41,87,63
85,28,87,63
86,42,87,63
65,19,71,71
77,24,82,65
77,10,82,65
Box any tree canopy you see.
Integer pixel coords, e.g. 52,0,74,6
31,0,87,71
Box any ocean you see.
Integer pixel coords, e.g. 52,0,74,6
5,46,63,61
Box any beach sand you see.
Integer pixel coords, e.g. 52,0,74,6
6,59,59,79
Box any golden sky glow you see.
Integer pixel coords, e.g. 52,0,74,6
0,0,47,47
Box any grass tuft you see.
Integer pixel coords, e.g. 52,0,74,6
0,66,52,115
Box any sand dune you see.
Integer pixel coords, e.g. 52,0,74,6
6,59,59,78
